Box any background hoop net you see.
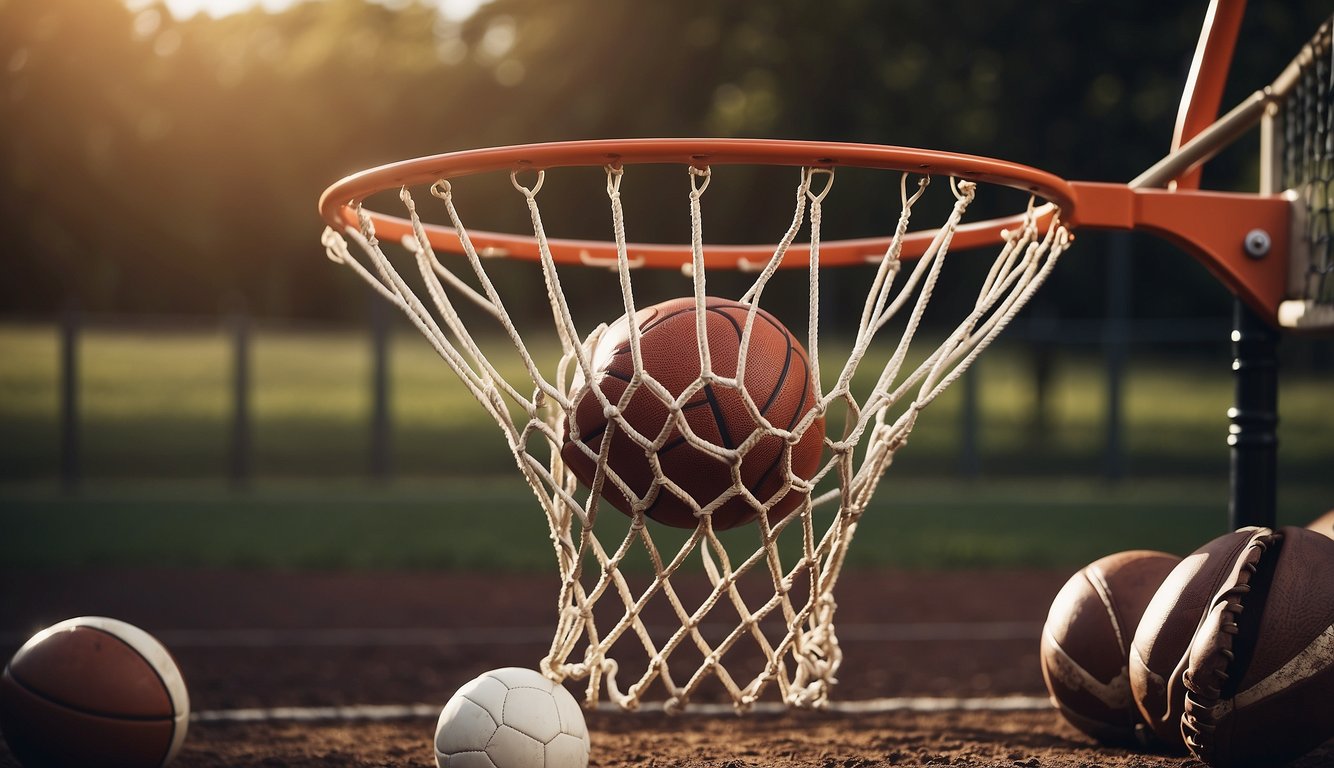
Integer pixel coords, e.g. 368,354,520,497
321,155,1071,712
1277,17,1334,328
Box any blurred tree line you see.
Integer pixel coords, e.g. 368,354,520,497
0,0,1329,324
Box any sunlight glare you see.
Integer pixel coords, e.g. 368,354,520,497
125,0,485,21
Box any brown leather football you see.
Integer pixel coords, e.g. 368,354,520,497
1129,527,1271,753
1180,526,1334,768
1039,550,1182,746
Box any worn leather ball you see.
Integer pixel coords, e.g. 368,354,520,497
1129,527,1270,753
1180,527,1334,768
0,616,189,768
1040,550,1181,746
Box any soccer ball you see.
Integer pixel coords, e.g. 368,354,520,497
434,667,590,768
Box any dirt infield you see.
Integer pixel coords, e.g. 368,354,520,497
2,568,1330,767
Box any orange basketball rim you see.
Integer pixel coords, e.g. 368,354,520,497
319,137,1288,328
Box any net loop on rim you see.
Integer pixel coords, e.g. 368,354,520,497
511,168,545,197
320,144,1071,712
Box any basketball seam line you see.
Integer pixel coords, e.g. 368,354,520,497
100,627,184,768
1085,569,1127,657
583,300,790,450
700,383,735,450
3,664,177,724
751,327,808,503
569,299,811,522
709,305,794,419
567,393,711,456
638,303,700,335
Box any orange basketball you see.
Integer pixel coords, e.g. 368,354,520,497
0,617,189,768
562,296,825,530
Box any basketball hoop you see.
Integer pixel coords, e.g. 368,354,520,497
320,139,1073,272
321,138,1071,712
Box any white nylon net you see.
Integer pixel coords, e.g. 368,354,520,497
321,162,1070,713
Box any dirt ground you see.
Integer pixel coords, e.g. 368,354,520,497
1,568,1330,767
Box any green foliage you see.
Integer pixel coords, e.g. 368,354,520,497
1,0,1330,322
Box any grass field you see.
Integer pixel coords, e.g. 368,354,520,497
2,321,1332,480
2,478,1331,572
0,321,1330,571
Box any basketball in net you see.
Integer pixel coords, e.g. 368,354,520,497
561,296,825,530
319,138,1078,710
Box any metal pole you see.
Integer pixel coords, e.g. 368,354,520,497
59,303,80,491
1230,71,1283,531
1228,300,1278,529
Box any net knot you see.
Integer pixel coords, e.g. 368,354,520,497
605,165,624,197
688,165,711,196
951,178,978,202
561,603,592,623
902,174,931,205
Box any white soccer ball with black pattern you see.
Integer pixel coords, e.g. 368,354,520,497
433,667,590,768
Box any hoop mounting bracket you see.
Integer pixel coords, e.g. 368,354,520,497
1069,182,1290,326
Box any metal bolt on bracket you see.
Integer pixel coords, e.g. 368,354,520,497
1243,229,1272,259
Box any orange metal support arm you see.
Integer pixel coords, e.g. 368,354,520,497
1171,0,1247,190
1069,181,1289,325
